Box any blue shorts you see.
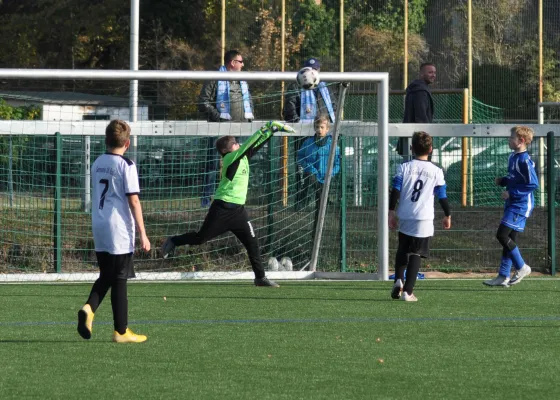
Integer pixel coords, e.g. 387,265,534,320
501,209,527,232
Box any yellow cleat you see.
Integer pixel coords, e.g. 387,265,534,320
112,328,147,343
77,304,95,340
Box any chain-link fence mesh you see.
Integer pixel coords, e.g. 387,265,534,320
0,78,556,277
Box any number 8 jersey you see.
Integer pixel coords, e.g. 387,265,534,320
392,159,447,237
91,153,140,254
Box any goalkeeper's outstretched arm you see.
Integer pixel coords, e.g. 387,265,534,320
230,121,295,162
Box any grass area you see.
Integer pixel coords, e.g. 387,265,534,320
1,280,560,399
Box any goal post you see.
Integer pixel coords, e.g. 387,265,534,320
0,69,391,282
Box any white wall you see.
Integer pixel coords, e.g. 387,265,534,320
42,105,149,121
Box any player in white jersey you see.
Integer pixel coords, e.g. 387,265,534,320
77,120,151,343
389,131,452,301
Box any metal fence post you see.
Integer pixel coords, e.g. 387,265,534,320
83,135,91,212
547,131,556,275
54,132,62,273
340,135,347,272
8,135,14,207
310,83,349,272
265,139,274,256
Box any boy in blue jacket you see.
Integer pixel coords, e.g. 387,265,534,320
484,126,539,287
296,115,340,229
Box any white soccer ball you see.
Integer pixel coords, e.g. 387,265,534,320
267,257,279,271
280,257,293,271
296,67,320,90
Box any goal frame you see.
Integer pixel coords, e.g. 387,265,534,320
0,69,391,282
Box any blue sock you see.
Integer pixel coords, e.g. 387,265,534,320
509,247,525,270
498,256,512,277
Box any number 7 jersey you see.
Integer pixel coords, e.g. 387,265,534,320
91,153,140,254
392,159,447,237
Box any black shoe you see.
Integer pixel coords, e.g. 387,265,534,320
161,237,176,259
391,279,403,300
254,277,280,287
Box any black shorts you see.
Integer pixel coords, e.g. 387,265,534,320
95,252,135,279
397,232,431,258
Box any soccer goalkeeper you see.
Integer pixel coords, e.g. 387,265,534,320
161,121,295,287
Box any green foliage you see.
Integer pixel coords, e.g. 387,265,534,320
0,0,557,120
346,0,428,34
343,0,428,78
140,0,208,41
290,0,337,62
0,98,40,166
0,0,129,69
0,98,41,120
525,43,560,103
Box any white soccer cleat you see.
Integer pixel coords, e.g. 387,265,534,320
401,292,418,302
508,264,531,286
483,275,510,287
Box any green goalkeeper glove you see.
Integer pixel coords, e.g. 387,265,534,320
265,120,295,133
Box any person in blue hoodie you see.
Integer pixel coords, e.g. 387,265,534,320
483,126,539,287
296,115,340,231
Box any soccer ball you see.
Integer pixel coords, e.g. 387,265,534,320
296,67,320,90
280,257,293,271
267,257,279,271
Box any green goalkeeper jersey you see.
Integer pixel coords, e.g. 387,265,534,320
214,125,275,205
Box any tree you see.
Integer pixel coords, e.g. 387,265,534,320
438,0,560,118
288,0,337,66
0,99,40,177
344,0,428,87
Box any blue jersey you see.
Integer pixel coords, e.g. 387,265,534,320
500,151,538,217
297,135,340,184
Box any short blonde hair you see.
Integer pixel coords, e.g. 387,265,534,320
313,114,330,129
512,126,534,145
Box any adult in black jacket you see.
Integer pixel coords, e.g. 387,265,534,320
283,58,336,124
403,63,436,123
398,63,436,156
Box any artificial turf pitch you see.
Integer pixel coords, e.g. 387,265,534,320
1,279,559,399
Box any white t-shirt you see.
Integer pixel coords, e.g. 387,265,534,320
393,159,446,237
91,153,140,254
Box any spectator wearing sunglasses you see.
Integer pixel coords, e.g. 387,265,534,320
198,50,255,207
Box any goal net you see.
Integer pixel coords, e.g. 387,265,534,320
0,71,390,282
